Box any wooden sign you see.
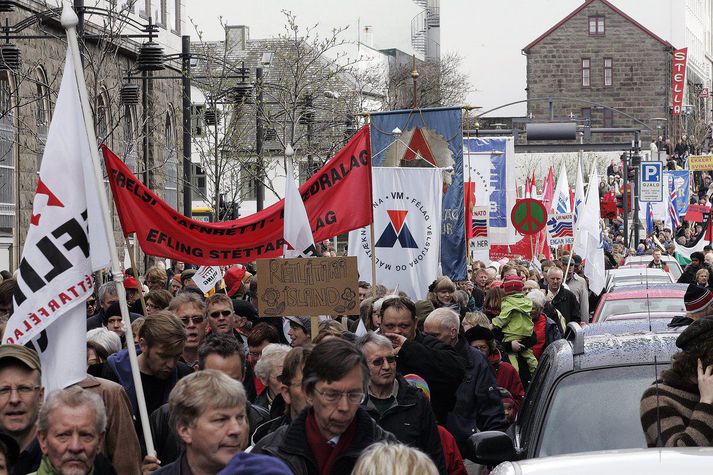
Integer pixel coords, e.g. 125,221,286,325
256,257,360,317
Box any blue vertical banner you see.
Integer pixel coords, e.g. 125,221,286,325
370,108,466,281
666,170,690,218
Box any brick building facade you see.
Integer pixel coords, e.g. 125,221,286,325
523,0,673,146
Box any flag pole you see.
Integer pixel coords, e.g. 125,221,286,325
61,5,155,456
369,222,377,297
125,234,148,315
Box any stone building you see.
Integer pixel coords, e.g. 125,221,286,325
523,0,673,147
0,1,185,270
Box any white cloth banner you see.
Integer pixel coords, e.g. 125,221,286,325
4,47,110,391
348,168,442,300
575,169,605,294
553,163,571,213
192,266,223,293
283,161,318,258
573,159,585,224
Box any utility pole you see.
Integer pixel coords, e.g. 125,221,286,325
255,66,264,211
181,35,192,218
632,130,641,246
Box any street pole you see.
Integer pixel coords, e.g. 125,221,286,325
213,99,220,221
255,66,264,211
633,131,641,246
306,92,313,176
181,35,192,218
623,152,629,248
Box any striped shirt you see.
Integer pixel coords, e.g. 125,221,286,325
640,374,713,447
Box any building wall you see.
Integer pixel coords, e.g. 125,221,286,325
526,1,672,144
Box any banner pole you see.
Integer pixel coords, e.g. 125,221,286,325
61,5,155,456
369,222,377,297
125,234,148,315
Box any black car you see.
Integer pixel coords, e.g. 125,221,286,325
471,323,681,466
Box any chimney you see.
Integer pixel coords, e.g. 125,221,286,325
225,25,249,51
362,25,374,48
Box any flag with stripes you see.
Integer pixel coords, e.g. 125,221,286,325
670,189,681,228
547,212,574,247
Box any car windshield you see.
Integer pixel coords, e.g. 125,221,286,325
537,365,665,457
599,298,685,320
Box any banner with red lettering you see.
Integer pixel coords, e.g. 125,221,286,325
672,48,688,116
103,126,372,265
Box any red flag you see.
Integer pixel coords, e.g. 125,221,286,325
538,167,555,259
104,126,373,265
465,181,476,240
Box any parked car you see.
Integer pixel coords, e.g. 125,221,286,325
491,448,713,475
604,268,672,292
622,255,683,281
592,287,685,322
469,324,679,466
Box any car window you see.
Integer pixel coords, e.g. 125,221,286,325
600,298,685,319
517,350,553,450
536,364,667,457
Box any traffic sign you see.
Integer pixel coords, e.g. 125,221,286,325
640,162,663,202
511,198,547,235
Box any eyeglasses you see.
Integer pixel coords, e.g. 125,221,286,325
209,310,233,319
0,385,40,398
370,355,396,367
180,315,205,325
86,300,96,307
315,388,365,405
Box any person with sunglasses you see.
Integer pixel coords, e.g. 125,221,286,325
206,294,237,336
356,332,446,474
167,293,208,370
252,339,395,475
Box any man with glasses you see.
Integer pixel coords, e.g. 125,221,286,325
253,339,395,474
168,293,208,369
206,294,237,336
356,332,446,474
379,296,465,424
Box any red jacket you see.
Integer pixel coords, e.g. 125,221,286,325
488,349,526,411
438,425,467,475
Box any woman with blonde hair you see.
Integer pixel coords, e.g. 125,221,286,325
352,442,438,475
428,276,459,313
462,311,491,333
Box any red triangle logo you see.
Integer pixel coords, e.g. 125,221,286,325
387,210,408,233
402,128,436,166
36,178,64,208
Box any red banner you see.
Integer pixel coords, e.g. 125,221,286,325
103,126,373,265
672,48,687,116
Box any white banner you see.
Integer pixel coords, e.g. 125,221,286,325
283,161,318,258
4,47,110,391
348,168,442,300
192,266,223,293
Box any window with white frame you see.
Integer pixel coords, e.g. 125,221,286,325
35,67,50,171
164,112,178,210
604,58,613,86
582,58,591,87
589,16,605,35
0,74,15,231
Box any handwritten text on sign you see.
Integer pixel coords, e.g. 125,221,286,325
257,257,359,316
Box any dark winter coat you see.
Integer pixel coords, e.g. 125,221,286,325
550,286,581,324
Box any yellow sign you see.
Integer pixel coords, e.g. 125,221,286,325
688,155,713,171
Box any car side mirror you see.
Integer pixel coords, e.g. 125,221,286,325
468,431,517,465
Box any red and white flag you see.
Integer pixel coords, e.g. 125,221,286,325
3,46,110,391
283,161,318,258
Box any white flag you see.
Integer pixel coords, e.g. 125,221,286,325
553,163,571,213
575,169,605,294
4,47,110,391
283,162,318,258
573,159,585,224
348,167,442,300
192,266,223,293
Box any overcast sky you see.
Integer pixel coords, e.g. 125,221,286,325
186,0,680,116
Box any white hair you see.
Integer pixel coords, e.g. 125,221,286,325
526,289,547,309
254,343,291,381
547,266,563,278
87,327,122,355
424,307,460,331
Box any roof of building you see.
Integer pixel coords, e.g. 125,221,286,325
522,0,673,53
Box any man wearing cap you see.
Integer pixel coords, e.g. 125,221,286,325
670,284,713,328
641,318,713,446
562,255,590,323
123,276,143,314
286,317,312,348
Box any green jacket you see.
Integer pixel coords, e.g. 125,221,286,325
28,456,94,475
492,293,534,341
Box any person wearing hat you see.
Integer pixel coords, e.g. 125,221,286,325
670,284,713,328
561,255,590,324
492,275,538,381
678,251,713,287
223,266,252,300
641,318,713,446
285,317,312,348
123,276,143,314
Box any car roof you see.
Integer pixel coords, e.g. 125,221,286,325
492,448,713,475
608,283,688,293
607,268,669,277
598,289,685,300
584,320,680,336
624,255,679,264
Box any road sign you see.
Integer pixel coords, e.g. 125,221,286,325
640,162,663,202
511,198,547,235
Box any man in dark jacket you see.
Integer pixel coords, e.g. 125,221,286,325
423,308,507,460
252,339,396,475
546,267,581,324
678,252,713,287
380,296,466,424
356,332,445,474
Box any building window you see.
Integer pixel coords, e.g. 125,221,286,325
192,163,207,198
604,58,613,86
582,58,591,87
123,105,138,173
0,74,15,232
589,16,605,35
35,67,50,171
603,109,614,127
581,108,591,126
164,112,178,210
240,162,258,201
192,105,204,137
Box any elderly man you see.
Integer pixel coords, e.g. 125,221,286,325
356,332,446,473
253,344,291,417
32,387,115,475
253,339,395,474
545,267,580,324
562,255,589,323
168,293,208,369
152,370,289,474
86,282,119,330
379,296,465,424
423,308,507,460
